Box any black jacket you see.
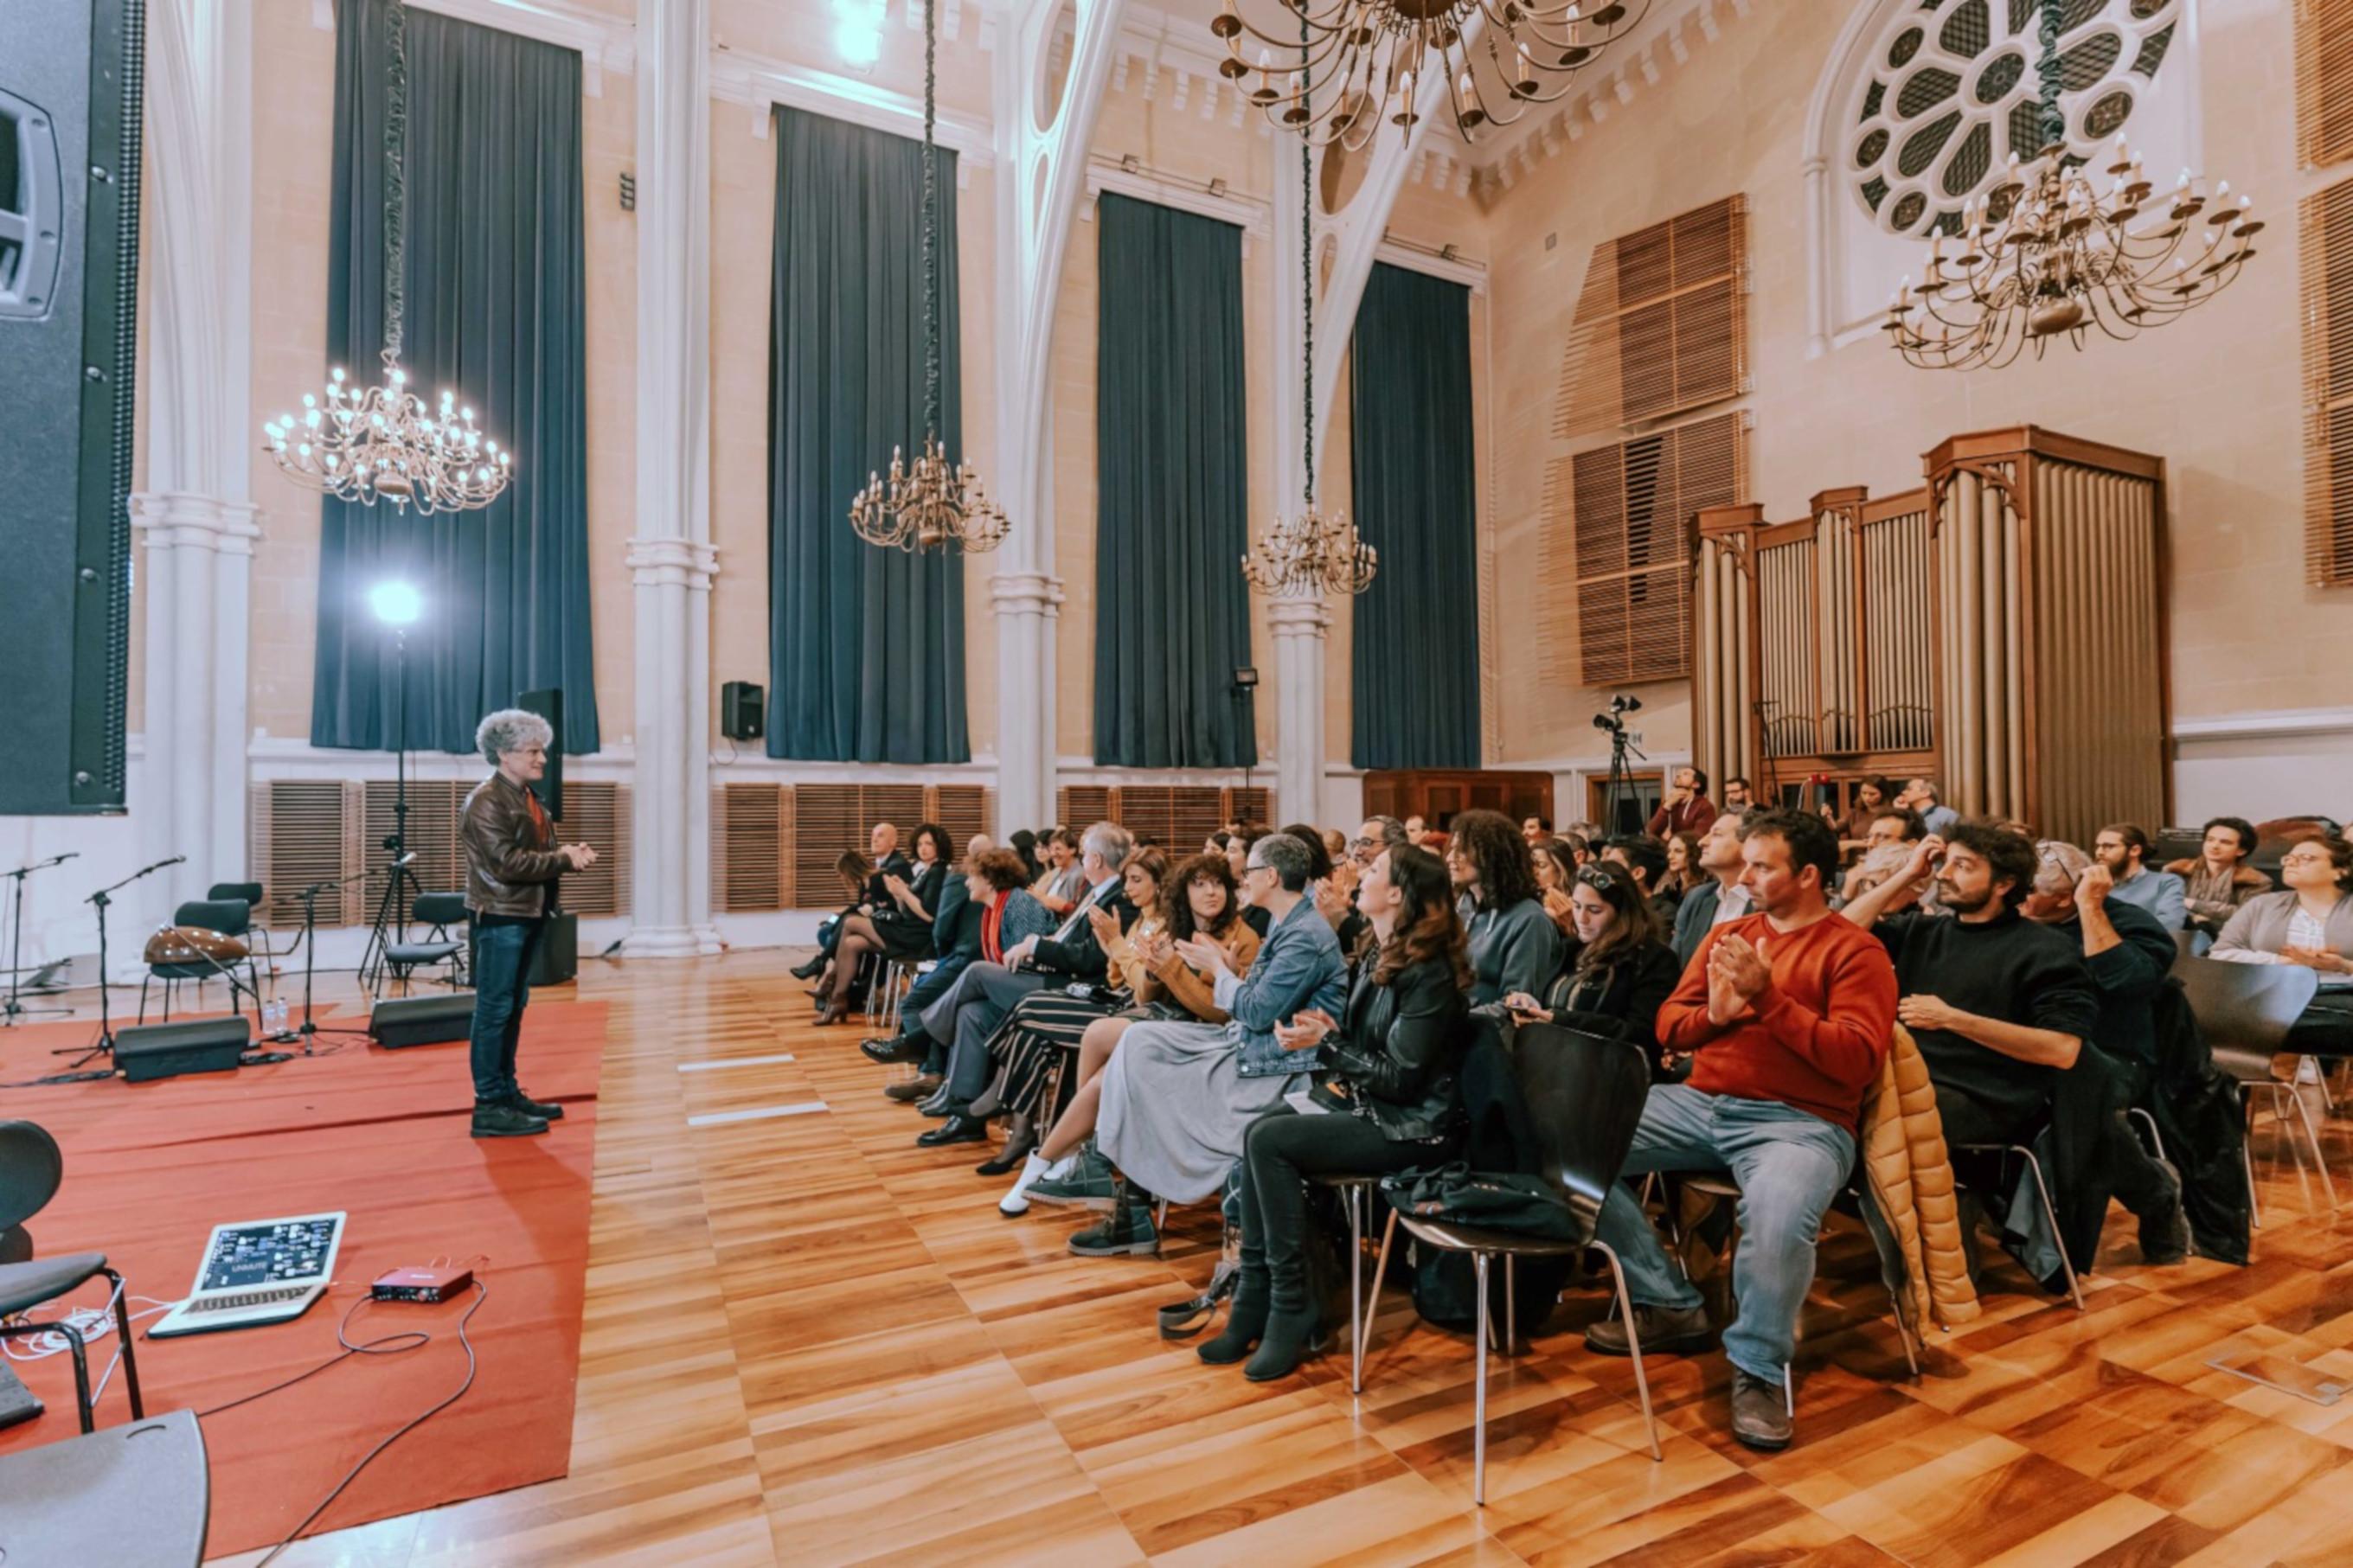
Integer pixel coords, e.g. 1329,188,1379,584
1540,938,1682,1066
857,849,912,912
1025,877,1138,982
1317,956,1469,1142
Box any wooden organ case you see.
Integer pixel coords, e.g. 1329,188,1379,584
1689,426,2170,847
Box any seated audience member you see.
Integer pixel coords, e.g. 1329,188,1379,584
1530,836,1579,939
1503,860,1678,1063
1065,834,1349,1256
1839,843,1924,914
1721,777,1754,811
1320,827,1351,867
1225,827,1275,939
1895,778,1959,835
1204,844,1471,1379
1031,827,1087,916
1841,827,2098,1155
1830,778,1894,849
1560,829,1594,867
2168,816,2268,944
1672,808,1752,965
1581,809,1898,1451
1285,820,1367,957
1010,829,1042,884
815,822,953,1025
792,821,910,981
871,846,1051,1093
1522,815,1553,845
2211,833,2353,1058
1647,765,1719,837
1446,810,1566,1007
2020,842,2192,1261
1003,854,1263,1214
1839,808,1928,906
1403,814,1427,839
2094,823,2188,931
1352,816,1410,870
914,824,1135,1147
972,849,1172,1174
1660,830,1704,901
862,832,994,1063
1602,834,1680,927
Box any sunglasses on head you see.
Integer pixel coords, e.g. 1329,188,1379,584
1574,867,1618,892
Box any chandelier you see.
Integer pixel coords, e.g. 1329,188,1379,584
1244,43,1377,601
262,0,511,513
1212,0,1649,150
850,0,1008,554
1885,0,2261,371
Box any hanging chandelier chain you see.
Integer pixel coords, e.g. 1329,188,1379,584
383,0,408,362
923,0,941,445
1298,5,1313,510
2035,0,2064,158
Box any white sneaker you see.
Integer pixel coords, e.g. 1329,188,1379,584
999,1150,1074,1217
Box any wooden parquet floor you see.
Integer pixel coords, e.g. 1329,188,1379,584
84,949,2351,1565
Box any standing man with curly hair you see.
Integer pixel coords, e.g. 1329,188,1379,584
461,707,599,1138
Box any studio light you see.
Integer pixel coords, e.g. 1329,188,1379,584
369,580,423,627
834,0,883,71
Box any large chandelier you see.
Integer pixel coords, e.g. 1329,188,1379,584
850,0,1008,554
1885,0,2260,372
1244,49,1376,601
1212,0,1649,150
262,0,511,513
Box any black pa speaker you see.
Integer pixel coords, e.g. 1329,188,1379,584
369,991,477,1049
516,687,563,820
721,681,764,741
529,910,578,985
116,1015,250,1083
0,0,146,815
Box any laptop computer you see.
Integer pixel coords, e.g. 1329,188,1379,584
147,1212,346,1339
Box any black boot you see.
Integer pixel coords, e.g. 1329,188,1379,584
471,1100,548,1139
1068,1181,1160,1257
1244,1304,1320,1381
1196,1268,1271,1365
789,954,824,981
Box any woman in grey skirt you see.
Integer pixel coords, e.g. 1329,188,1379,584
1066,833,1351,1257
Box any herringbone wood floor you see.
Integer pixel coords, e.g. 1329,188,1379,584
159,948,2353,1565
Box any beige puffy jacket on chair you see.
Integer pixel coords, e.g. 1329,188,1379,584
1859,1023,1980,1330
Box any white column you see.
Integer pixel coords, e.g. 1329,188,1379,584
1266,595,1330,825
137,0,255,920
626,0,719,957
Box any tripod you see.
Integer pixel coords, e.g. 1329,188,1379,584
62,856,185,1066
2,854,76,1026
1600,721,1648,837
358,624,419,993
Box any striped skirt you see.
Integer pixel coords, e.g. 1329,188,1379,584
989,989,1128,1118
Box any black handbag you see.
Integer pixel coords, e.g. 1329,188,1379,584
1379,1162,1582,1240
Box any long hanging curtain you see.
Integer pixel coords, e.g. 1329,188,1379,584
1350,261,1480,768
766,107,969,763
311,0,599,754
1092,194,1256,768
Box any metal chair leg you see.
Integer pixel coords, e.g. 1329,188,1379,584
2244,1094,2263,1230
1505,1253,1517,1355
1361,1207,1397,1391
1472,1251,1491,1507
101,1268,143,1420
57,1321,93,1434
2010,1145,2084,1310
1782,1363,1795,1418
1345,1185,1365,1396
2287,1081,2340,1211
1889,1291,1920,1380
2126,1105,2165,1165
1594,1241,1662,1462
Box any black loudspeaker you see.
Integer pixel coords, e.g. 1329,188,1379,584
369,991,476,1049
529,911,578,985
721,681,764,741
116,1016,250,1083
515,687,564,821
0,0,146,815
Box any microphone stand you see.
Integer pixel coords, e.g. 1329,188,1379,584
290,871,376,1054
1,854,75,1026
61,856,184,1064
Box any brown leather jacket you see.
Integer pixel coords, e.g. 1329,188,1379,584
462,772,564,918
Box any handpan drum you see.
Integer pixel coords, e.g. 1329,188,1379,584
143,925,251,965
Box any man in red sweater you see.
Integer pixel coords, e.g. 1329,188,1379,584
1646,765,1720,837
1581,808,1896,1451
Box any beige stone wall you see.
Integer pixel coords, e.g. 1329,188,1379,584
1481,0,2345,767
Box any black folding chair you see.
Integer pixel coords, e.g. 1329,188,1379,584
2173,956,2330,1219
0,1122,144,1434
383,893,469,995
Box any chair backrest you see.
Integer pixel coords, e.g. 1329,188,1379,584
2171,956,2318,1058
0,1121,63,1235
208,881,264,909
173,897,250,937
1512,1019,1651,1213
413,891,469,927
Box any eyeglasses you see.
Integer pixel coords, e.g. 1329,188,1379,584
1574,867,1619,892
1241,861,1276,876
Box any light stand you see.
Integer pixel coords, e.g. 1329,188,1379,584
291,871,375,1053
61,856,185,1065
358,585,423,993
2,854,76,1026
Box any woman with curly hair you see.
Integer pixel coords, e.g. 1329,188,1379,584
1444,808,1563,1007
1200,843,1472,1379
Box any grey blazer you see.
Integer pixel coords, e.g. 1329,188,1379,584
2212,889,2353,966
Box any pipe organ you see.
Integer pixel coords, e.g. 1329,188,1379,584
1689,426,2169,847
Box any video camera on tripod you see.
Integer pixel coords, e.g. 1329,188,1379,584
1592,694,1645,834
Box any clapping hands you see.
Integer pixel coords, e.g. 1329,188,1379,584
1273,1007,1337,1052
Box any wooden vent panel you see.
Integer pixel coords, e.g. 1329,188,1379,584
562,782,632,918
1556,195,1747,438
250,780,367,928
1227,786,1270,827
793,785,865,909
2299,0,2353,170
2305,173,2353,586
1055,787,1113,831
363,780,466,923
927,784,991,851
716,784,785,913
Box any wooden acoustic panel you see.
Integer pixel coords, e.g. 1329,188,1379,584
2304,173,2353,586
250,780,367,927
2299,0,2353,170
1555,195,1747,439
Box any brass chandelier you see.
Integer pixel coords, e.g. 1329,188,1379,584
849,0,1008,554
1244,42,1377,601
263,0,511,514
1885,0,2261,372
1212,0,1650,150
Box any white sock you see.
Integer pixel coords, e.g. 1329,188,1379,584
1039,1150,1077,1182
1000,1152,1050,1214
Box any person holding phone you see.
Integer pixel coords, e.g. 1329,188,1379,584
1199,843,1471,1380
1502,861,1680,1071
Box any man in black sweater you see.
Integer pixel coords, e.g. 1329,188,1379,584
1839,824,2098,1150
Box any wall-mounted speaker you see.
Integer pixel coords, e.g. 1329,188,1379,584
721,681,765,742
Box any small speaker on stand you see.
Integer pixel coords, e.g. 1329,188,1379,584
721,681,765,742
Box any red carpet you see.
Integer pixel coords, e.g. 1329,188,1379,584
0,998,607,1558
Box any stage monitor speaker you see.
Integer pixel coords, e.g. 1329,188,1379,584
369,991,476,1049
116,1015,250,1083
720,681,765,741
515,687,564,820
530,911,578,985
0,0,146,816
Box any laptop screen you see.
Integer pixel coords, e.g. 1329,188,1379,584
199,1216,341,1292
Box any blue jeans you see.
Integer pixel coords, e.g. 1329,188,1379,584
1593,1083,1856,1382
897,952,971,1074
468,917,544,1103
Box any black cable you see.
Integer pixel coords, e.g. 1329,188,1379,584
191,1292,426,1420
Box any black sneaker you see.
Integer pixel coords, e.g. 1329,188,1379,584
505,1090,565,1121
1068,1190,1159,1257
471,1101,549,1138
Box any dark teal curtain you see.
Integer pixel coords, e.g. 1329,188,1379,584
1093,194,1255,768
1350,262,1479,768
766,108,968,762
311,0,599,754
